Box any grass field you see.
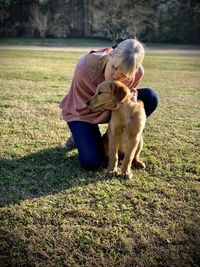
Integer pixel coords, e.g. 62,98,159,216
0,46,200,266
0,38,112,47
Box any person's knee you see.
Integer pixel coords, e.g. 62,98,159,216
142,88,160,117
150,89,159,112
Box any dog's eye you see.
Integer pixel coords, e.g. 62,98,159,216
98,91,103,95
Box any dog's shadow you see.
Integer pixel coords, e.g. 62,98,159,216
0,147,107,207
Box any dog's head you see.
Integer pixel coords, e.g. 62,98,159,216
86,80,131,111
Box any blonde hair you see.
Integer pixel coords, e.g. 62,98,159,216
94,38,145,80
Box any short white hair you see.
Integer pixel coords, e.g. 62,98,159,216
92,38,145,81
112,39,145,79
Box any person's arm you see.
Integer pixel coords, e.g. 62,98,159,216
123,65,144,101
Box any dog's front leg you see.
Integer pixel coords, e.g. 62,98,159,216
107,134,120,177
133,135,145,169
122,135,140,180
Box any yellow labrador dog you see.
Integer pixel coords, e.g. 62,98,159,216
86,80,146,180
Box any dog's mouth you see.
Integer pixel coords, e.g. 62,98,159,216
86,98,111,111
87,102,108,111
87,101,120,112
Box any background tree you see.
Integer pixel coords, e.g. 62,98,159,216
0,0,199,44
0,5,10,36
155,0,200,43
83,0,92,37
29,2,49,38
92,0,156,44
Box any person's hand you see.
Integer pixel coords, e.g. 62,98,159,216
130,87,138,102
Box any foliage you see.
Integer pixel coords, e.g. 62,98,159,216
93,0,155,44
0,0,200,43
0,45,200,266
154,0,200,44
29,2,49,39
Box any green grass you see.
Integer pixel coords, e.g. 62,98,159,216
0,47,200,266
0,38,112,47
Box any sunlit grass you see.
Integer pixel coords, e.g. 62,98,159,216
0,48,200,266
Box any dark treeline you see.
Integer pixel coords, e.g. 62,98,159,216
0,0,200,44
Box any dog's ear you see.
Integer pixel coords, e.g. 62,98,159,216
110,81,128,103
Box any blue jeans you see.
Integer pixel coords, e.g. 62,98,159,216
68,88,159,170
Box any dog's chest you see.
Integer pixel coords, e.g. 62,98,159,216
110,121,132,153
119,124,132,150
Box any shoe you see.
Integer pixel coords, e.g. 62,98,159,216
65,136,76,152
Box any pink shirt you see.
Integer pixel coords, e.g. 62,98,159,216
59,48,144,124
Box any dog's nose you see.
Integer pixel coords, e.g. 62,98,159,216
86,100,90,106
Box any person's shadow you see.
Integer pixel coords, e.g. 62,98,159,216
0,147,104,207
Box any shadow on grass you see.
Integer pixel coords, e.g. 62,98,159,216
0,147,103,207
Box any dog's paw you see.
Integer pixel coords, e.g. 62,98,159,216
122,172,133,180
106,170,118,178
133,160,146,169
125,173,133,180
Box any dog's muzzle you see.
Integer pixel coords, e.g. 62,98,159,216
86,99,91,107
